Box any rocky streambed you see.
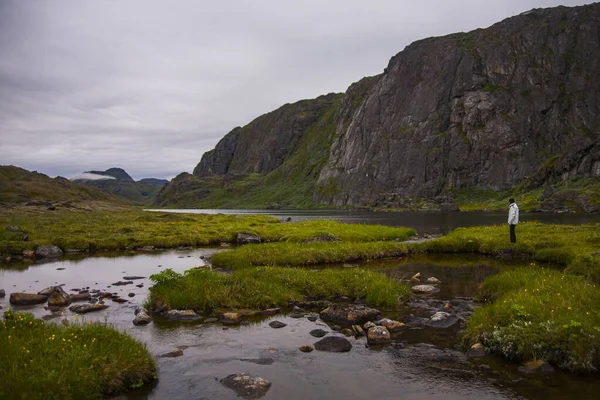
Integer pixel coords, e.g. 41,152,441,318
2,251,600,399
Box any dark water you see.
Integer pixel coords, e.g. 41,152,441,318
2,251,600,399
146,209,600,234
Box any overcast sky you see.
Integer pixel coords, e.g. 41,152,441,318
0,0,594,180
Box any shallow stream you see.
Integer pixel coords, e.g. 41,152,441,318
2,250,600,399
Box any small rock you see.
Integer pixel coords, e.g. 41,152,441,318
314,336,353,353
426,277,441,284
288,312,305,318
160,350,183,358
47,286,72,307
367,326,392,345
268,320,287,329
166,309,201,320
342,264,357,268
376,318,405,333
236,233,262,244
34,245,63,258
220,312,243,325
69,304,109,314
112,298,127,304
320,304,382,326
518,366,535,375
22,250,35,259
411,285,439,294
309,329,328,338
331,325,342,331
363,321,376,330
299,345,314,353
221,373,271,399
123,276,145,280
10,293,47,305
0,289,5,298
204,317,218,323
306,313,319,322
71,293,91,302
426,311,458,328
259,308,280,315
128,293,135,298
111,281,133,286
133,309,152,326
352,324,365,336
136,284,144,288
466,343,487,358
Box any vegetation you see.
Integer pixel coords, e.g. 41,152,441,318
465,268,600,373
148,266,411,311
0,309,156,399
211,241,409,269
0,208,414,255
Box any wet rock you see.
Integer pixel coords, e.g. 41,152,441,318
410,272,421,283
331,325,342,331
426,311,459,329
166,309,201,320
518,366,535,375
376,318,405,333
220,312,243,325
367,326,392,345
314,336,353,353
291,305,305,312
466,343,487,358
70,293,91,302
363,321,376,330
320,303,382,326
10,293,48,305
133,309,152,326
56,268,66,271
111,281,133,286
306,313,319,322
128,293,135,298
204,317,218,323
411,285,439,294
236,233,261,244
123,276,145,280
352,324,365,337
341,328,354,337
160,349,183,358
240,358,274,365
112,298,128,304
403,315,429,328
34,245,63,258
42,313,62,321
69,304,109,314
288,312,305,318
259,308,280,315
426,277,441,284
22,250,35,259
0,289,5,298
221,373,271,399
268,320,287,329
38,286,58,297
309,329,328,338
47,286,72,307
299,345,314,353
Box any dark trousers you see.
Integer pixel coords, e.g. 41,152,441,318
510,224,517,243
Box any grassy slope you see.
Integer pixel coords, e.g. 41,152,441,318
148,266,411,311
157,98,341,209
75,179,164,205
0,165,125,205
0,310,156,399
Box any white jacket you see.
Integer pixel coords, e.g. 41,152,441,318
508,203,519,224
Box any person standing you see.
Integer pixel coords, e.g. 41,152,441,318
508,198,519,243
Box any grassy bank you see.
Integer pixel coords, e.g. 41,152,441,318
465,268,600,373
414,222,600,280
211,241,409,268
148,266,411,311
0,208,413,255
0,309,156,399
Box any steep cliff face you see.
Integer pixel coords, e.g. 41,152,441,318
316,4,600,207
193,93,341,177
161,3,600,211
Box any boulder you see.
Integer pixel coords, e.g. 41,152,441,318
10,292,47,305
22,250,35,259
34,245,63,258
69,304,109,314
268,320,287,329
133,309,152,326
426,277,441,284
319,304,382,326
221,373,271,399
426,311,459,328
47,286,72,307
236,233,261,244
309,329,328,338
466,343,487,358
313,336,353,353
220,312,243,325
367,326,392,345
411,285,439,294
166,309,201,320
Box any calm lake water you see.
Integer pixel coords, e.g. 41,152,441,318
145,209,600,234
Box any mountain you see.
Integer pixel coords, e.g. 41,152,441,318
73,168,168,205
0,165,123,206
157,3,600,212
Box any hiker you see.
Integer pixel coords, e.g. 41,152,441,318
508,198,519,243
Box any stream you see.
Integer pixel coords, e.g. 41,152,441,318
2,250,600,399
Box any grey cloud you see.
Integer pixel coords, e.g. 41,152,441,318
0,0,594,180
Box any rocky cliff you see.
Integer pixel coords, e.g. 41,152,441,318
161,3,600,212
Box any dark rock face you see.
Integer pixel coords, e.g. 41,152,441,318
316,4,600,207
164,4,600,211
193,94,341,177
313,336,353,352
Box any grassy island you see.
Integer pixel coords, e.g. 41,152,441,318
0,309,156,399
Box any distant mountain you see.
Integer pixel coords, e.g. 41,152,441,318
0,165,124,206
73,168,168,205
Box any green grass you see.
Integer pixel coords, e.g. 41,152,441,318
0,309,156,399
465,268,600,373
0,209,414,255
211,241,410,269
148,266,411,311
